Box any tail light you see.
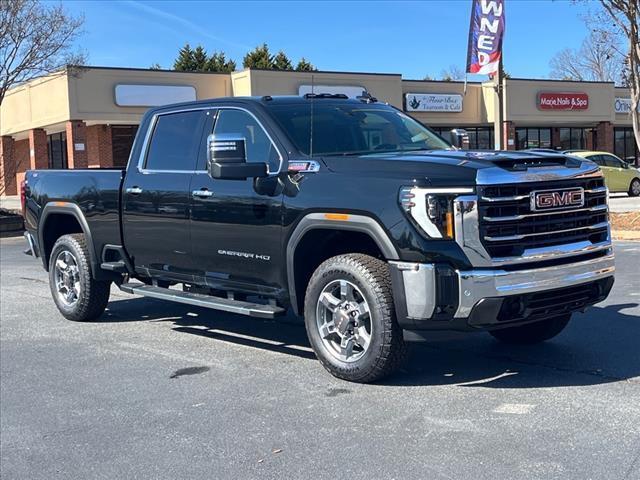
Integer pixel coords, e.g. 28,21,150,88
20,179,26,214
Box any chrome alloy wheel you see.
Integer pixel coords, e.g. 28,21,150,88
632,179,640,196
54,250,81,307
315,279,372,363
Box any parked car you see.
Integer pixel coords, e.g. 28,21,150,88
568,151,640,196
21,95,615,383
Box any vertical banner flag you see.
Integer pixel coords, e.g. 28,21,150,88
466,0,505,76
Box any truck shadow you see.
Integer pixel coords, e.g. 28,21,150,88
102,298,640,388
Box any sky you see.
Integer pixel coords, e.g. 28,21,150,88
63,0,595,80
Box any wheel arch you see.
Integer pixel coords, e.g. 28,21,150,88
286,213,399,315
39,202,99,278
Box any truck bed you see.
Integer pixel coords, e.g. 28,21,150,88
24,168,125,270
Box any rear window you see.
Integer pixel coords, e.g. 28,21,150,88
145,111,206,171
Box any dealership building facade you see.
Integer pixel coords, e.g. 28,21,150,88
1,65,637,196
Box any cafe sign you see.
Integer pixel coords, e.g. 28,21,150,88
537,92,589,110
405,93,463,112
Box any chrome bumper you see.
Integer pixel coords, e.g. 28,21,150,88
455,252,615,318
391,252,615,324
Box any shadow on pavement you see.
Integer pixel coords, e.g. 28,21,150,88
101,296,639,387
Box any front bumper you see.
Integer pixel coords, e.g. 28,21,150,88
390,251,615,332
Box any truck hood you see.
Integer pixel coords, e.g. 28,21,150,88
320,150,598,187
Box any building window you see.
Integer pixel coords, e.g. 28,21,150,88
614,127,639,166
559,128,587,150
47,132,67,169
111,125,139,168
515,128,552,150
431,126,493,149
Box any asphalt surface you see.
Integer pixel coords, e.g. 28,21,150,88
1,236,639,480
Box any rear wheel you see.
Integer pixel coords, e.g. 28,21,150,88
489,314,571,345
49,234,111,321
304,254,408,383
629,178,640,197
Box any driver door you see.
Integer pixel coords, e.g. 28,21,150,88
189,107,285,295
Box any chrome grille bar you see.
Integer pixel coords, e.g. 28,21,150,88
483,204,608,222
484,221,609,242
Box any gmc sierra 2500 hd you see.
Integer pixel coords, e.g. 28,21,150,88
23,95,615,383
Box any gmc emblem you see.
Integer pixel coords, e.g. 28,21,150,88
531,188,585,211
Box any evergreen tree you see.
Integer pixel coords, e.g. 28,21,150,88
173,43,197,71
206,52,237,73
295,57,315,71
273,51,293,70
243,43,274,69
192,45,209,71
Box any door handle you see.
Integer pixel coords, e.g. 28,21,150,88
126,186,143,195
192,189,214,198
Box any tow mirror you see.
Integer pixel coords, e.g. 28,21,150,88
207,134,267,180
449,129,469,150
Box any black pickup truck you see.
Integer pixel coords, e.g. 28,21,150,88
22,95,615,383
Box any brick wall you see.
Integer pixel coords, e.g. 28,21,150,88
86,125,113,168
596,122,614,153
504,121,516,150
29,128,48,170
66,120,88,168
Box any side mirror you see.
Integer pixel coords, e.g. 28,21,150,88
207,134,268,180
450,129,469,150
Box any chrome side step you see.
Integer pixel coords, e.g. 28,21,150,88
118,283,285,319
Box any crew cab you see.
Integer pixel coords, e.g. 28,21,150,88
22,95,615,383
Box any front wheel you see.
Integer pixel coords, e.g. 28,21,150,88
629,178,640,197
49,234,111,321
489,314,571,345
304,254,408,383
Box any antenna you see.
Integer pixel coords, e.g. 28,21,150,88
309,74,314,158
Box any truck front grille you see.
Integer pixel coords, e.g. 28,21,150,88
478,177,608,258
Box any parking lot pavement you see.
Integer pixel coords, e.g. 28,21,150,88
609,193,640,213
1,237,639,480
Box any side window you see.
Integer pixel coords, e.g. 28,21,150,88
603,155,622,168
587,155,604,166
144,111,206,171
213,109,280,172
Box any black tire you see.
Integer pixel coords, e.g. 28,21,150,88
48,234,111,321
304,254,408,383
629,178,640,197
489,314,571,345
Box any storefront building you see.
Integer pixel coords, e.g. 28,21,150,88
1,65,637,196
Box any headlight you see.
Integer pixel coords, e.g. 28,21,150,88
399,187,474,239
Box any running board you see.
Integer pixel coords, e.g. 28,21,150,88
118,283,285,319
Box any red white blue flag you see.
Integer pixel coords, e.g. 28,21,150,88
466,0,505,76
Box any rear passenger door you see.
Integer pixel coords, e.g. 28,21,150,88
189,107,285,295
123,109,208,281
601,154,628,192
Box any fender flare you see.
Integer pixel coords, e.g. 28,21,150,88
39,202,99,277
285,213,399,314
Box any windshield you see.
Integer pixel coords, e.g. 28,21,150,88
265,102,452,156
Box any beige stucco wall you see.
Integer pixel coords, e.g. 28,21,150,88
1,72,71,136
230,70,252,96
243,69,404,108
504,79,615,125
68,67,232,124
401,81,487,126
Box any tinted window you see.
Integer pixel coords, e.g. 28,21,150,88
602,155,622,168
213,109,280,172
587,155,605,166
266,102,451,156
145,111,206,171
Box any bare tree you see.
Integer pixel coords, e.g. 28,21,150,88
440,65,465,81
0,0,86,105
589,0,640,155
549,32,625,83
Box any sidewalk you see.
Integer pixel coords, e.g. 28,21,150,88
0,196,20,213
